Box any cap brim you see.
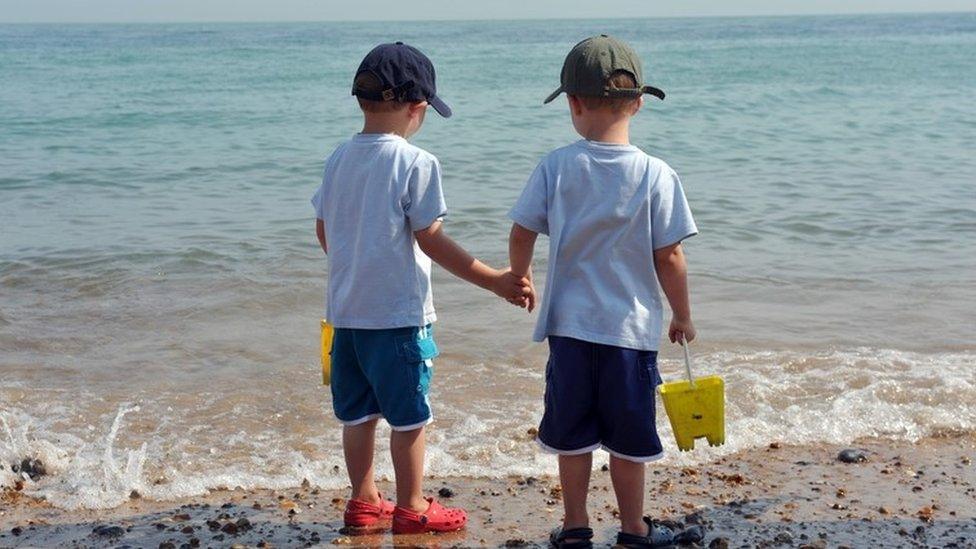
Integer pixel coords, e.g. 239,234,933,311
428,94,452,118
543,86,564,104
643,85,666,100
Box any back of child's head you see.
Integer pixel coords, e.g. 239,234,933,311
543,35,665,111
574,70,641,113
353,71,410,114
351,42,453,118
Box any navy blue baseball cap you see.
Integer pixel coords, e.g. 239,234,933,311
352,42,452,118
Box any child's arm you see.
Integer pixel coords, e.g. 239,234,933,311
415,221,531,304
654,242,695,343
315,219,328,254
508,223,538,312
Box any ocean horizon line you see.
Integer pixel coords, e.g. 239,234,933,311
1,9,974,26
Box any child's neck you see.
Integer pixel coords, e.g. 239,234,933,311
578,117,631,145
361,115,411,138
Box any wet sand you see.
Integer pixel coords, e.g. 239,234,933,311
2,435,974,548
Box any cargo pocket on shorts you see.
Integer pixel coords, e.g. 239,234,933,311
638,352,662,390
395,326,439,396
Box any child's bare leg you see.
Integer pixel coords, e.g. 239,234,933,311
343,418,381,504
390,426,427,512
559,453,592,531
609,455,646,535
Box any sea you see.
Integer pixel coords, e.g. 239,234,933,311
1,13,975,510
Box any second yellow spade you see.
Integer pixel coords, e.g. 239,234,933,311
321,320,334,385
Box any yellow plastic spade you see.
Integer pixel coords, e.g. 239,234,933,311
658,337,725,451
320,320,334,385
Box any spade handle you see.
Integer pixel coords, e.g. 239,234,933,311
680,336,696,387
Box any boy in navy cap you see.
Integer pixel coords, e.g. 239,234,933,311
311,42,532,534
508,36,697,548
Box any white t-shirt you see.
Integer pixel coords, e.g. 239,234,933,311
311,133,446,329
509,140,698,351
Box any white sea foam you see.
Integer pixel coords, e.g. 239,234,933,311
1,348,974,510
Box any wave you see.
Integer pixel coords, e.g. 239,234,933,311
1,348,973,510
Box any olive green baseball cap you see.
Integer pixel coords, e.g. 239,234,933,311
544,34,665,104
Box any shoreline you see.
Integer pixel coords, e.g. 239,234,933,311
2,435,974,547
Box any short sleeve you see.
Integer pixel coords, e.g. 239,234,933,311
508,162,549,236
405,154,448,232
311,182,326,220
311,154,334,220
651,167,698,250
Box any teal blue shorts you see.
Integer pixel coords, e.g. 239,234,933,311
330,324,437,431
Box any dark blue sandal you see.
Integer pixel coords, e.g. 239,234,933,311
614,517,675,548
549,526,594,548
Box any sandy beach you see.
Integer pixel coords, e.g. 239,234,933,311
2,435,974,548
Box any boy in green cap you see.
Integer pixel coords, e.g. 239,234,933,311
508,35,698,548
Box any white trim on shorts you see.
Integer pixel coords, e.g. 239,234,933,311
337,413,382,427
536,437,601,456
389,415,433,432
601,444,665,463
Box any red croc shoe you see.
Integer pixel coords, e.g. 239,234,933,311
392,498,467,534
343,493,395,529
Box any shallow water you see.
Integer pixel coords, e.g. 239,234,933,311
1,13,975,509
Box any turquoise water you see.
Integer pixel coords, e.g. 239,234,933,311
1,14,975,508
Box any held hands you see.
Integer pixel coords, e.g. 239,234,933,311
669,317,696,344
490,269,536,312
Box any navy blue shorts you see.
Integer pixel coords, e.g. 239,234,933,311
537,335,664,462
330,324,437,431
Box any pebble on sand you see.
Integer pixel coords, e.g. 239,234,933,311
10,458,47,481
92,525,125,538
837,449,868,463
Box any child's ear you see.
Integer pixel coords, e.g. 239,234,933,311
409,101,428,118
631,95,644,116
567,95,583,116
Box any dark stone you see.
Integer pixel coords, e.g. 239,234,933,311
674,525,705,545
188,538,200,548
154,522,167,530
158,543,176,549
438,487,455,498
181,526,194,534
14,458,46,480
837,449,868,463
601,464,610,472
129,490,141,499
236,518,252,531
221,522,238,535
684,511,705,525
92,525,125,538
212,534,225,541
221,502,234,509
172,513,191,521
708,538,730,549
774,531,794,545
504,539,529,547
206,520,221,531
11,527,23,536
